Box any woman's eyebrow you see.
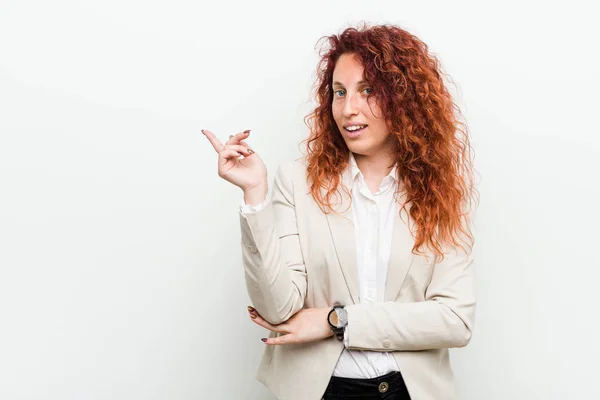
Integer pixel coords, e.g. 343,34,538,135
332,80,368,87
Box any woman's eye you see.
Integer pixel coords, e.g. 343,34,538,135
333,88,371,97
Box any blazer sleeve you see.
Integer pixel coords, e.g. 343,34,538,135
345,245,476,351
238,162,307,325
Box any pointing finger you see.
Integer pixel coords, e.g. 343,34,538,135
201,129,224,153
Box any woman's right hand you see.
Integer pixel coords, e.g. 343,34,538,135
201,129,268,193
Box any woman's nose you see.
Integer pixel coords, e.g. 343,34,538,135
343,93,359,117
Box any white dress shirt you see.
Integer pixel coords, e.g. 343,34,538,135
239,152,400,379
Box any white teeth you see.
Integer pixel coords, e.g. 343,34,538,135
346,125,366,131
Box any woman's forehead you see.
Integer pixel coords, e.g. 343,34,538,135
332,54,366,85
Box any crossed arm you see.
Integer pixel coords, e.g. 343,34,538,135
239,163,475,351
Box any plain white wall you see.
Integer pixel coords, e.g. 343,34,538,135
1,1,598,399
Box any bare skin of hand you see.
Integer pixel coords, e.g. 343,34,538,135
247,306,334,345
201,129,268,193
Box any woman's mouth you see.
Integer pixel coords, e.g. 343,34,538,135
344,125,367,138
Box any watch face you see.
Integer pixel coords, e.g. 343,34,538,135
328,309,338,326
335,307,348,328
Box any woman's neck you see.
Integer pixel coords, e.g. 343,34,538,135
352,151,396,192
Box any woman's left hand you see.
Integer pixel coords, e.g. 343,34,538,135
247,306,334,345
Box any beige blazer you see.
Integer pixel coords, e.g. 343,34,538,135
239,158,476,400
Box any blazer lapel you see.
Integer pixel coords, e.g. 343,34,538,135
384,197,417,302
324,167,360,305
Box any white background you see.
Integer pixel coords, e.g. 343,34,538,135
1,1,599,399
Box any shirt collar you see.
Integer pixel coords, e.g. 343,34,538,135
348,152,398,184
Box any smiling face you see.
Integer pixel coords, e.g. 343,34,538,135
331,53,393,157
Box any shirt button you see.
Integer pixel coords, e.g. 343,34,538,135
382,340,391,349
247,244,258,253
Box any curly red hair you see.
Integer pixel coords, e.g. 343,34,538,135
301,22,478,260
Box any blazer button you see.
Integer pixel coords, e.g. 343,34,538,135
382,340,391,349
247,244,258,253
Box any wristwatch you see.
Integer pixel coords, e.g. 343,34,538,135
327,305,348,340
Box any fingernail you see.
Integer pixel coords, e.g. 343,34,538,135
247,149,254,154
229,135,234,139
247,306,255,312
243,129,251,134
250,314,257,319
201,130,206,135
261,338,267,342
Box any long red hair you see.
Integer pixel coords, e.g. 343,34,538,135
301,23,478,259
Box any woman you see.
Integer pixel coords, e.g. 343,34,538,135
203,23,477,400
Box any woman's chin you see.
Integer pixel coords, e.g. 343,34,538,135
346,141,371,155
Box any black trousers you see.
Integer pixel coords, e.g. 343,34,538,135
322,371,411,400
